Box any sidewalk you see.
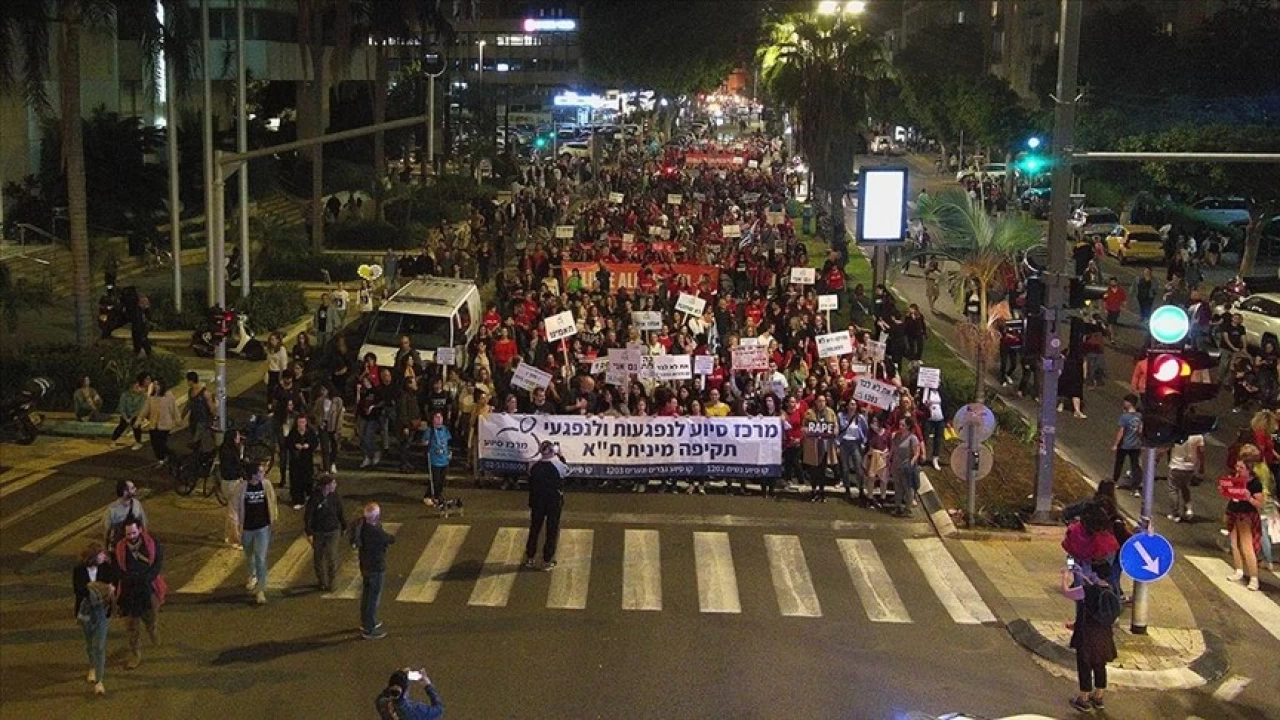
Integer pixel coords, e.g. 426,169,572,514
959,526,1228,690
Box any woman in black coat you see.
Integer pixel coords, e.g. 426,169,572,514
1062,559,1119,712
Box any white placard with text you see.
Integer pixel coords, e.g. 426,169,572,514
789,267,816,285
816,331,854,359
545,310,578,342
675,292,707,317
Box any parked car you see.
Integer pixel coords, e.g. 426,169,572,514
1193,196,1251,228
1068,207,1120,241
955,163,1007,183
1104,224,1164,264
1019,187,1051,218
1233,292,1280,350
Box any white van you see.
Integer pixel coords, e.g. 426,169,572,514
359,277,482,370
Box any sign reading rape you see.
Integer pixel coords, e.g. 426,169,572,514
478,414,783,478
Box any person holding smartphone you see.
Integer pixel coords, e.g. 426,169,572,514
524,441,569,571
375,668,443,719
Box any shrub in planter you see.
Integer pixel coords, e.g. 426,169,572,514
328,219,413,250
0,342,183,412
146,288,207,331
232,283,307,335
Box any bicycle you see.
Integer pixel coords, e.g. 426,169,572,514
170,449,226,505
144,240,173,270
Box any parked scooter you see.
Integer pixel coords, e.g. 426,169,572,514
0,377,51,445
191,312,266,361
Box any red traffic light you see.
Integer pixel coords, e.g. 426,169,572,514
1151,354,1188,383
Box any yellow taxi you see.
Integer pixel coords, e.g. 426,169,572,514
1104,224,1164,264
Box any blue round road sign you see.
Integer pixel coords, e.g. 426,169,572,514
1119,532,1175,583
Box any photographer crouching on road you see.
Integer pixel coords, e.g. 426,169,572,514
376,668,443,719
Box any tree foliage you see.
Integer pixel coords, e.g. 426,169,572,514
580,0,760,96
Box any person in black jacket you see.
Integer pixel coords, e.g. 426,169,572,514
352,502,395,640
73,542,118,692
304,474,347,591
524,442,568,571
286,415,319,510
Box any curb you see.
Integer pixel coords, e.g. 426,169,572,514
1007,618,1229,690
915,471,957,537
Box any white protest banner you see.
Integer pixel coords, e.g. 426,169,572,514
850,363,871,374
609,347,644,375
434,347,457,366
722,224,742,238
694,355,715,375
816,331,854,359
554,225,575,239
692,192,706,202
748,159,759,169
804,420,837,437
741,192,761,204
545,310,578,342
766,210,785,225
738,336,763,347
732,345,769,371
732,156,745,165
867,339,886,361
631,311,663,331
854,377,899,411
512,363,552,392
675,292,706,317
789,267,817,285
621,233,634,245
638,355,656,380
649,225,666,237
667,193,683,206
818,294,839,311
478,414,784,478
609,192,624,204
917,366,941,389
590,357,609,375
652,354,692,381
606,363,628,387
496,191,513,204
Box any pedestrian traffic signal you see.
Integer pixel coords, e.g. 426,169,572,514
1148,305,1189,345
534,136,548,149
1141,348,1218,446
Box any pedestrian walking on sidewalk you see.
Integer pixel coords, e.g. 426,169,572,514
525,442,568,571
114,519,165,670
352,502,395,639
1062,559,1119,713
1222,450,1266,591
304,474,346,592
103,479,147,548
228,462,278,605
185,371,217,456
73,542,117,695
143,380,179,464
1111,395,1143,493
924,260,941,314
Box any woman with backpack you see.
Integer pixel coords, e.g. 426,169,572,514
73,542,117,695
1062,558,1119,713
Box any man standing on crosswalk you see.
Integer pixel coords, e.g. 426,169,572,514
524,441,568,571
352,502,395,640
304,474,346,591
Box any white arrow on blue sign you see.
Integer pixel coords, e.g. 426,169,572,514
1119,532,1175,583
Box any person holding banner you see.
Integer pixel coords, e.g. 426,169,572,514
802,395,839,503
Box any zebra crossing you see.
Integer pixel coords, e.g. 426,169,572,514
167,522,998,624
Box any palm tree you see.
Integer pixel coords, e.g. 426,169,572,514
914,188,1042,403
759,12,887,246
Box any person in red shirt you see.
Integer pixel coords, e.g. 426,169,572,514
782,395,806,490
481,304,502,333
744,295,766,328
491,328,519,370
1101,277,1128,340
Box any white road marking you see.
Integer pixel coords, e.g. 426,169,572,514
1213,675,1252,702
837,538,912,623
21,503,109,554
0,467,33,485
622,529,662,611
323,523,400,600
546,529,594,610
764,534,821,618
395,524,469,603
265,535,314,590
468,527,528,607
904,537,997,624
693,531,741,614
0,470,55,498
0,476,100,530
1187,556,1280,644
176,546,244,594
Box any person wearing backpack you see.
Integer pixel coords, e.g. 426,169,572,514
1062,558,1120,713
73,542,117,695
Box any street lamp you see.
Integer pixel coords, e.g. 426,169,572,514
846,1,867,13
818,0,866,13
478,39,487,82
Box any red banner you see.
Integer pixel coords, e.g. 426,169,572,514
563,262,719,291
684,153,744,168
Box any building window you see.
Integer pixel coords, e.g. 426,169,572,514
1163,21,1175,35
957,10,966,24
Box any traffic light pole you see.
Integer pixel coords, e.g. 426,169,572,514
1130,447,1158,634
1032,0,1083,524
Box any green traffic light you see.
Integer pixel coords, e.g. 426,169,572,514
535,137,547,148
1149,305,1190,345
1020,156,1045,173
